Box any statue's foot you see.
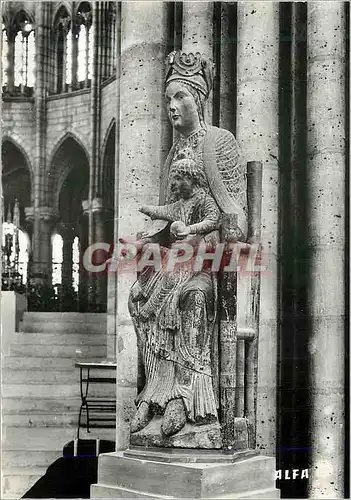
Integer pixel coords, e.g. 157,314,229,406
130,402,152,433
161,399,187,437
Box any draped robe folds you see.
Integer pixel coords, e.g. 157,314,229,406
128,125,247,427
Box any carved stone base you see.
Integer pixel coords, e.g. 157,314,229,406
91,451,280,499
124,446,259,464
130,416,252,450
130,416,222,449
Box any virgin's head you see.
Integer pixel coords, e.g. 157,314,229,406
165,81,205,135
164,51,212,135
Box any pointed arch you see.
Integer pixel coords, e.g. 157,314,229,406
11,9,35,30
74,1,92,17
2,137,33,228
101,119,116,211
2,12,10,28
52,3,71,27
48,132,90,213
2,135,33,176
48,131,90,171
101,118,116,159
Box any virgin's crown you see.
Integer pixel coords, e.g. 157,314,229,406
165,51,213,98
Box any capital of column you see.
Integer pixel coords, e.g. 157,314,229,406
57,222,77,240
25,206,59,224
82,198,113,216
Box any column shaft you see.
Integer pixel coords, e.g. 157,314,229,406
115,1,171,450
92,207,109,311
32,3,50,283
6,32,15,92
86,3,103,306
218,3,236,133
61,230,74,285
236,2,279,455
307,3,346,497
106,3,121,364
182,2,214,124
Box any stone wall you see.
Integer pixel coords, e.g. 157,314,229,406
2,99,36,170
46,90,92,162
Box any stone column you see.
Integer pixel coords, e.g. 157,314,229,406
236,2,279,456
6,30,15,92
26,207,56,284
60,225,76,286
114,1,171,450
106,2,121,364
307,3,346,497
86,2,103,308
218,3,236,134
78,208,90,311
71,4,78,89
31,3,50,284
182,2,214,124
92,198,112,312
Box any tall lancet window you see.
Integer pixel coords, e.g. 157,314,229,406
2,23,8,86
54,6,71,93
52,233,63,287
88,23,94,79
66,28,72,85
26,30,35,87
76,2,93,86
13,12,35,90
77,23,87,81
72,236,80,292
109,3,116,76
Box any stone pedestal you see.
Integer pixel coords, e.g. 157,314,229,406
91,450,279,499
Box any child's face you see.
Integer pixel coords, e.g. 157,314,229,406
171,173,194,200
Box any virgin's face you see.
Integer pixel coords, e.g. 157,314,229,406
165,82,200,133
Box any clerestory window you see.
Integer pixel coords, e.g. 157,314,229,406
76,2,93,87
2,11,35,95
54,6,71,93
2,23,8,86
53,3,93,93
108,2,116,76
14,14,35,88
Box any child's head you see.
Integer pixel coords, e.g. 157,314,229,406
169,150,207,198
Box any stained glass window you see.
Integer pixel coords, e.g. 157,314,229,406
14,17,35,87
77,24,87,82
66,29,72,85
2,24,8,86
76,2,93,84
52,233,63,286
72,236,80,292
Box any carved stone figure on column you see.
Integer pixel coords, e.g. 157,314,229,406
128,51,248,448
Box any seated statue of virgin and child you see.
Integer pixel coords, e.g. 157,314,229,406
126,51,248,446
